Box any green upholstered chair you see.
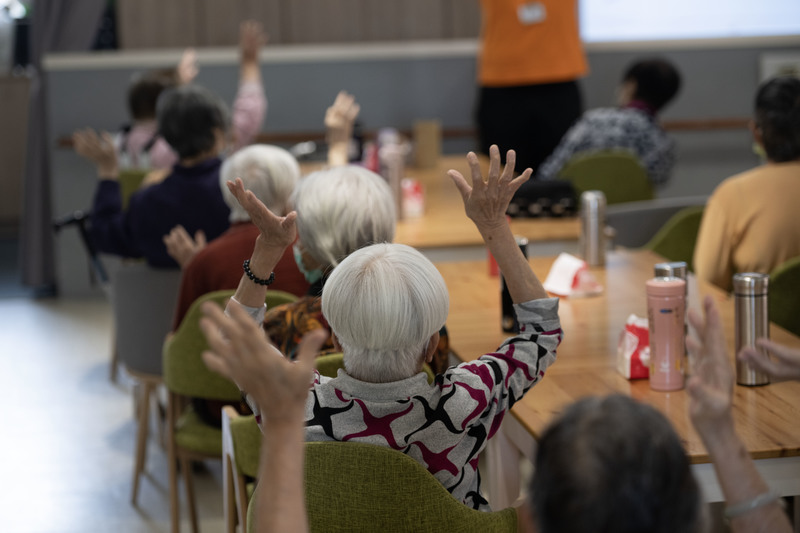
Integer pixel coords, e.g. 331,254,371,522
643,206,705,271
769,256,800,338
558,150,654,205
163,289,298,533
264,289,299,309
117,168,149,210
302,441,518,533
222,407,261,533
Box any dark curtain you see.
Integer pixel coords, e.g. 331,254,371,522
20,0,105,290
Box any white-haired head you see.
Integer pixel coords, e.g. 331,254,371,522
293,165,396,268
322,243,449,383
220,144,301,222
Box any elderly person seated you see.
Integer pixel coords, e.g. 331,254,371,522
201,294,793,533
694,76,800,291
215,146,561,510
165,144,309,330
75,83,235,268
537,57,682,186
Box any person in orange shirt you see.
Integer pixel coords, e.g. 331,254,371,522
476,0,588,174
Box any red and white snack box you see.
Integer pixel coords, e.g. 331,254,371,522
617,314,650,379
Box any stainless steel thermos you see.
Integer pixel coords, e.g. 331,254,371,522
733,273,770,386
579,191,606,267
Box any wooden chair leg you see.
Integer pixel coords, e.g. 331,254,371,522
236,474,249,533
224,455,237,533
181,457,199,533
131,380,152,505
109,340,119,382
167,393,180,533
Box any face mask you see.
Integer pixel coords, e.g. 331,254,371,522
293,244,324,285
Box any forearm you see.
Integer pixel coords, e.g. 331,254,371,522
256,419,308,533
480,222,546,302
233,241,286,308
701,422,791,533
240,59,261,85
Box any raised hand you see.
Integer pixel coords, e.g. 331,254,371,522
325,91,360,133
227,177,297,250
240,20,267,65
163,225,206,268
200,299,326,423
73,128,118,179
176,48,198,85
739,339,800,382
325,91,360,166
686,295,735,435
447,145,531,234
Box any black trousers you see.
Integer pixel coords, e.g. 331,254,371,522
476,80,583,175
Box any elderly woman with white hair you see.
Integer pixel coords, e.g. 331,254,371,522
217,145,561,510
257,163,451,371
165,144,309,331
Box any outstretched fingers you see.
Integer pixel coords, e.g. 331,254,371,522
447,169,472,203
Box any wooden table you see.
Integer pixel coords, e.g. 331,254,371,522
302,156,580,250
436,249,800,508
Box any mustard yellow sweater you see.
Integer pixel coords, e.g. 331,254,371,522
694,161,800,292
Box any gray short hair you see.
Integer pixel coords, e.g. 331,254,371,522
220,144,301,222
530,395,703,533
322,243,449,383
293,165,396,268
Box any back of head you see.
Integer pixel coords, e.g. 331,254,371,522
127,68,176,121
754,76,800,162
220,144,301,222
292,165,396,268
529,395,702,533
623,58,682,112
157,85,229,160
322,243,449,383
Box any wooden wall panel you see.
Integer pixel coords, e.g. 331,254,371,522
446,0,481,38
364,0,447,41
284,0,366,44
198,0,284,46
118,0,200,49
116,0,482,48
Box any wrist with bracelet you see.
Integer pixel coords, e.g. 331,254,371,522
243,259,275,286
724,491,784,520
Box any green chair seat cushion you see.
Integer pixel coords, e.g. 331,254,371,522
175,405,223,456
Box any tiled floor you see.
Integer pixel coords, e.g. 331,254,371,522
0,296,226,533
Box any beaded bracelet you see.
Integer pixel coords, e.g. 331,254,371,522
243,259,275,286
724,491,783,520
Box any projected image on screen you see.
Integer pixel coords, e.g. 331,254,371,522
580,0,800,42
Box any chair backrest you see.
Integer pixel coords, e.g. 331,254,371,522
163,290,242,401
117,169,149,210
643,206,705,271
314,352,345,378
264,289,299,310
110,262,181,376
304,441,517,533
606,196,708,249
163,289,301,401
559,150,654,205
769,256,800,337
227,412,261,479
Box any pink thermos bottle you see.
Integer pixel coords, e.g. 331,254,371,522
646,277,686,391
